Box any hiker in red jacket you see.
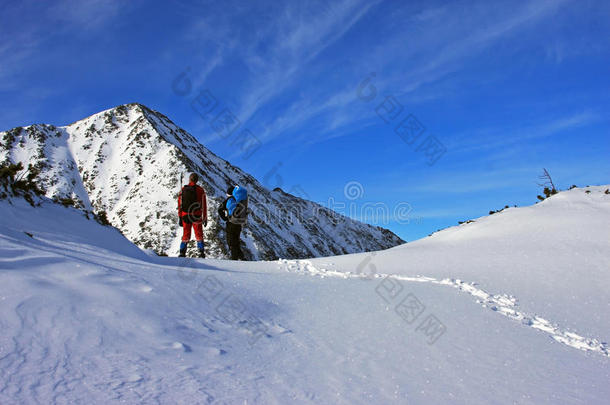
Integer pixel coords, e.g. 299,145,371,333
178,173,208,257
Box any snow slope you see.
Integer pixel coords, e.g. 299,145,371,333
0,103,403,260
0,186,609,404
295,185,610,342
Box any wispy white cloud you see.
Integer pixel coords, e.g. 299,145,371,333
49,0,123,30
177,0,381,158
233,0,381,126
388,0,568,94
0,0,126,92
235,0,576,147
166,0,605,160
448,111,600,154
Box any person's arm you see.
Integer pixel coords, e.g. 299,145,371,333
201,187,208,226
177,190,183,226
202,188,208,221
218,198,228,221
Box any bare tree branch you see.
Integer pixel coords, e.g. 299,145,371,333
537,168,557,191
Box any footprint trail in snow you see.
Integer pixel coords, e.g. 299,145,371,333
278,259,609,358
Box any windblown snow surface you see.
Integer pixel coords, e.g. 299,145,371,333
1,186,609,404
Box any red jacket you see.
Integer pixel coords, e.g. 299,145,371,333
178,182,207,221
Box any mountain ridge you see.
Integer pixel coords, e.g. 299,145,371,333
1,103,404,259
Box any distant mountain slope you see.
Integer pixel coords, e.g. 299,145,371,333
0,103,403,259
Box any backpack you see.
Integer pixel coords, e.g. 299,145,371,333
233,186,247,203
181,185,201,213
227,186,248,224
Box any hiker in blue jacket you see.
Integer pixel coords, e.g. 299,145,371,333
218,185,248,260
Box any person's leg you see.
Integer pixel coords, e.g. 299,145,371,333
193,222,204,258
225,223,232,248
235,225,244,260
180,220,191,257
227,223,239,260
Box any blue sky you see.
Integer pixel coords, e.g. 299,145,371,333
1,0,609,241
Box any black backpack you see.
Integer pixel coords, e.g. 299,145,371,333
181,185,201,213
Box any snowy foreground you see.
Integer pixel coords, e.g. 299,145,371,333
1,186,609,404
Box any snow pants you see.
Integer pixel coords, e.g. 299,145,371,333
182,220,203,242
180,220,204,253
226,222,244,260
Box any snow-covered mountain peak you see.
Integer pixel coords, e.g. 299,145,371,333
1,104,404,259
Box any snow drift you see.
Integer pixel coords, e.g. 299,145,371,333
0,186,609,404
